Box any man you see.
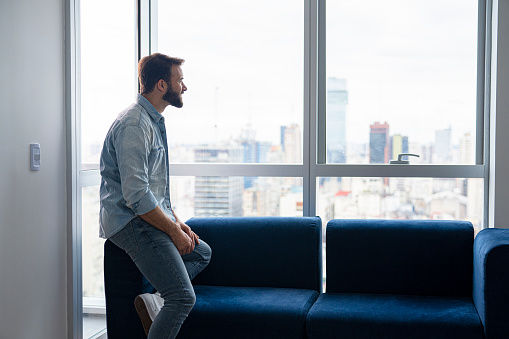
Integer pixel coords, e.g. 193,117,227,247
100,53,211,338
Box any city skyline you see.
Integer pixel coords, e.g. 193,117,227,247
82,116,477,167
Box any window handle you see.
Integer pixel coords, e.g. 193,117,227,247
390,153,420,164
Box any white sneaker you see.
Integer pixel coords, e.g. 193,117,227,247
134,292,164,335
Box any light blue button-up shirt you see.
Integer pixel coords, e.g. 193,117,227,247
99,94,175,239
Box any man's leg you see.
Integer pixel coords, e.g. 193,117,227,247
182,239,212,280
109,218,207,339
134,238,212,335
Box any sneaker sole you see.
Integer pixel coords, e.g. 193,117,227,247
134,295,153,336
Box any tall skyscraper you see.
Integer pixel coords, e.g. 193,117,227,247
327,77,348,163
392,134,409,161
194,146,243,217
280,126,287,152
435,127,452,163
370,121,390,164
239,126,273,189
459,132,473,164
403,136,409,155
239,126,258,189
257,142,272,163
240,126,257,163
281,123,302,164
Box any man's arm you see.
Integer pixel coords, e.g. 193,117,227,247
139,206,195,255
115,125,195,254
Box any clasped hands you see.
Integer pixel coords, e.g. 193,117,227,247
172,220,200,255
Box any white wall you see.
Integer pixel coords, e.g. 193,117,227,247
0,0,67,338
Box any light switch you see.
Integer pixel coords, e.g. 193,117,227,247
30,143,40,171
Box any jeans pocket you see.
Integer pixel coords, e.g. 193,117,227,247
109,220,140,260
136,218,168,250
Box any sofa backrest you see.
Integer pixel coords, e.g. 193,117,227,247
186,216,323,292
326,219,474,297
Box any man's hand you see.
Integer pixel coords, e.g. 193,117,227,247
177,220,200,246
139,206,196,255
170,228,195,255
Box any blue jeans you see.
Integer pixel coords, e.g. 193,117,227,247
109,217,212,339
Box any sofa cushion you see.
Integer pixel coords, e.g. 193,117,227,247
306,293,484,339
177,285,319,339
186,217,322,292
326,219,474,296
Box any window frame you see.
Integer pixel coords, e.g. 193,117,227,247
67,0,492,338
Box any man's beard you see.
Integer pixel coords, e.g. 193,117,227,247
163,86,183,108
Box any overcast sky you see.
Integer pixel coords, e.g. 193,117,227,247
81,0,479,161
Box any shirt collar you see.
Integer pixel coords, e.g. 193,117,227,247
137,94,164,123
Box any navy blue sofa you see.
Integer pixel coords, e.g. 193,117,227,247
306,219,509,339
105,217,509,338
104,216,322,339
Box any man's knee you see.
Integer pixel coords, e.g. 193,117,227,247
179,289,196,314
187,290,197,308
198,241,212,264
165,289,196,309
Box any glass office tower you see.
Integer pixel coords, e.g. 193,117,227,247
327,77,348,163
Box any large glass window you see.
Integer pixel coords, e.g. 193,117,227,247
81,186,105,338
81,0,136,170
325,0,478,165
157,0,304,164
80,0,136,337
71,0,489,337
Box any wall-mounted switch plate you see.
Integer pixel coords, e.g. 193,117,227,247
30,143,40,171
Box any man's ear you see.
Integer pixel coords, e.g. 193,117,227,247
156,79,166,92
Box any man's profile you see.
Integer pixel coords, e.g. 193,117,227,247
99,53,211,338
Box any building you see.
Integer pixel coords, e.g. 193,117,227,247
282,123,302,164
459,132,474,165
194,146,244,217
327,77,348,163
435,127,452,163
240,126,258,189
370,121,390,164
391,134,409,161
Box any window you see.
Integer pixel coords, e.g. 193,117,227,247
156,0,307,220
157,0,304,164
324,0,479,165
316,0,486,232
81,186,106,338
79,0,136,337
81,1,137,170
69,0,490,337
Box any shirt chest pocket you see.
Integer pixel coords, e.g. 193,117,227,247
148,145,166,178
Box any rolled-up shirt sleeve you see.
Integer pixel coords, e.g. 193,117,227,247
115,124,158,215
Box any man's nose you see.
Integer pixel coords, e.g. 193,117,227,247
182,83,187,92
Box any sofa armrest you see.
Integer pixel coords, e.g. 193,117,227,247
473,228,509,338
104,239,147,339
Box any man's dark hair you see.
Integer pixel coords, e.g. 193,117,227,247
138,53,185,94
